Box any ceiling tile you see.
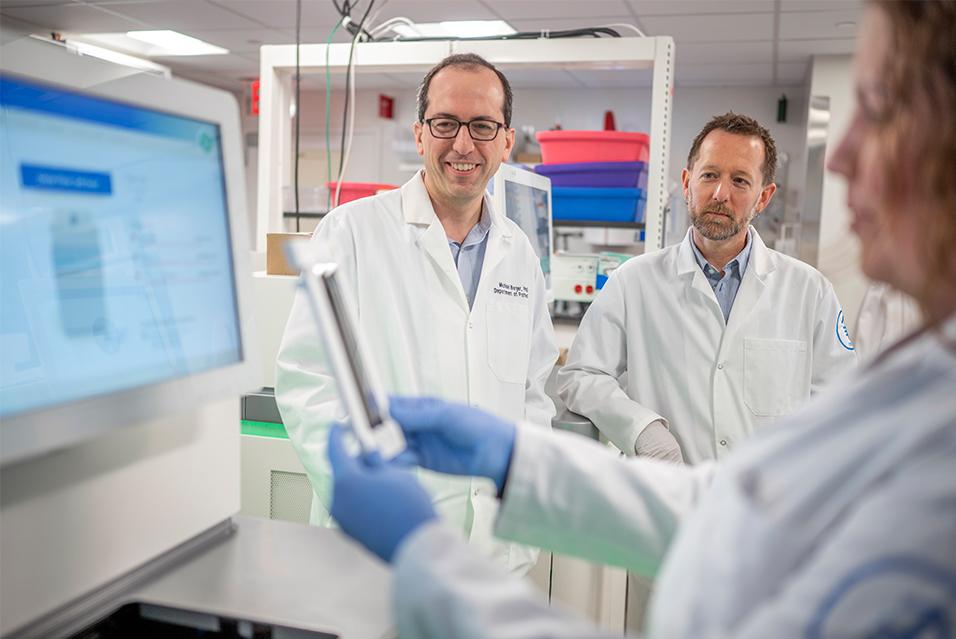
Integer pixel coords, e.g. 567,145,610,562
639,12,773,42
675,62,772,86
170,67,246,91
779,9,860,39
628,0,775,16
160,52,259,74
93,1,266,31
369,0,498,24
205,0,341,30
780,0,862,11
1,1,74,7
775,61,808,85
0,3,150,30
180,27,292,53
676,40,772,64
485,1,630,21
777,38,855,61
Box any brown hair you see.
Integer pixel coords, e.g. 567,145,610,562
686,112,778,185
416,53,514,127
871,0,956,324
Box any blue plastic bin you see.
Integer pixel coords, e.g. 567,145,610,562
535,161,647,188
552,187,646,223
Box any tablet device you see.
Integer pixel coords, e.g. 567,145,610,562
284,243,406,459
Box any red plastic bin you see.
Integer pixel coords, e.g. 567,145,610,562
326,181,398,205
536,130,650,164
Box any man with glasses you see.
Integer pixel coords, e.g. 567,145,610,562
276,53,558,575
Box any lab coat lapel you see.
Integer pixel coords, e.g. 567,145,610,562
725,228,774,331
475,193,513,313
401,173,469,310
677,229,724,323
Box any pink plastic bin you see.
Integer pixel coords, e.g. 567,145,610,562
327,181,398,205
536,130,650,164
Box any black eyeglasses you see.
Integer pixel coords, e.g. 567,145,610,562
423,117,505,141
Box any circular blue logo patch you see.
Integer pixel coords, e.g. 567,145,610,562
836,310,855,351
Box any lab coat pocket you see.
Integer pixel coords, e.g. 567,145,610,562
486,300,530,384
743,338,808,416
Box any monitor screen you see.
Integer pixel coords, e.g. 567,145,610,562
0,75,242,419
503,179,551,288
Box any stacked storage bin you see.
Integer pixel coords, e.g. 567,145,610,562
534,131,650,223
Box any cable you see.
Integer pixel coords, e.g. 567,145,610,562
334,0,379,208
381,25,624,42
369,16,414,38
597,23,646,37
324,19,342,210
293,0,302,232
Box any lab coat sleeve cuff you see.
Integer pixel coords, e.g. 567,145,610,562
494,422,713,575
393,519,604,639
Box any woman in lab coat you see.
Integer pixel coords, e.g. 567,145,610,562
326,2,956,636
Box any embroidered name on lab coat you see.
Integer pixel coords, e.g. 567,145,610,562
493,281,529,299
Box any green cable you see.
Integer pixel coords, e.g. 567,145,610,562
325,20,341,211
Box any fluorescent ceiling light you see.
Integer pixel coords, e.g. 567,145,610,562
59,39,171,76
393,20,516,39
126,30,228,56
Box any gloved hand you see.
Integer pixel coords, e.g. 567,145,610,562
327,424,437,563
389,396,517,493
634,420,684,463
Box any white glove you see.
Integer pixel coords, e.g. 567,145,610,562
634,420,684,463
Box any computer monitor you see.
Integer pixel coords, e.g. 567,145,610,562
490,164,553,301
0,49,256,466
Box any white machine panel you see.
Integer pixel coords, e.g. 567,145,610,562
552,253,600,302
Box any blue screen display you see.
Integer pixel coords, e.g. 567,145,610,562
0,75,242,418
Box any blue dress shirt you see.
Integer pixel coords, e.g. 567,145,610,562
690,228,753,323
447,206,492,309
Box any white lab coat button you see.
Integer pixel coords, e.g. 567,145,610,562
719,439,728,446
717,362,725,370
473,489,480,497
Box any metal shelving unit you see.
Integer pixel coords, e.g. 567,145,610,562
256,37,674,254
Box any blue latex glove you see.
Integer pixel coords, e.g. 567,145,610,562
389,396,517,494
327,425,437,563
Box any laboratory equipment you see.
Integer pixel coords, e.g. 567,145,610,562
0,71,256,467
490,163,554,299
284,246,407,459
0,37,389,639
552,253,600,303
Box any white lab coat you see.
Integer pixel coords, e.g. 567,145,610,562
394,315,956,638
558,227,857,463
275,171,558,573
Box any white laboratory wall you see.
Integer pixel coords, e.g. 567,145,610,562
808,55,867,328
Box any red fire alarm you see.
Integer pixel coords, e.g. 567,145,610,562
379,94,394,120
250,79,260,116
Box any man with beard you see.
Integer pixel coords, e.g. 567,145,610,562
558,112,856,466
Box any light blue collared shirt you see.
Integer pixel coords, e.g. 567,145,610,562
447,205,492,309
690,228,753,323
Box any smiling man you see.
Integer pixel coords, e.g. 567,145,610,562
275,53,557,575
558,112,857,467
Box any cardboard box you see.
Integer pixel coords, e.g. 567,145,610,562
266,232,311,276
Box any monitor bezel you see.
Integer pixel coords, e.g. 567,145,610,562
0,45,258,467
491,163,554,303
